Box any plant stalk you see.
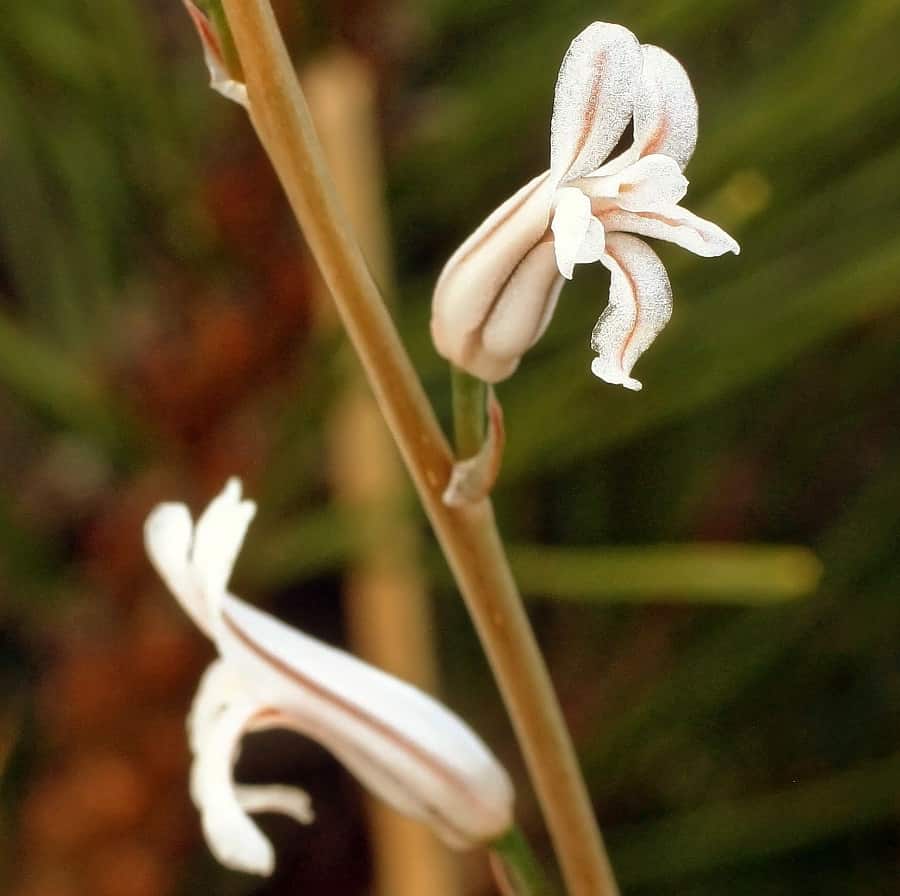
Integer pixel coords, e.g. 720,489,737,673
490,826,554,896
218,2,619,893
451,366,487,458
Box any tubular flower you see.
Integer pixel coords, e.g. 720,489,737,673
431,22,740,391
144,479,514,875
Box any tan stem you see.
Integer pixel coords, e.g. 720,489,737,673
220,2,619,893
303,50,459,896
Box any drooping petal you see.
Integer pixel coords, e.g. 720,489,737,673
189,691,275,875
551,188,605,279
182,0,249,107
581,154,688,211
602,203,740,257
191,478,256,616
431,172,559,382
144,502,210,635
549,23,642,184
216,595,515,848
188,659,245,755
591,233,673,391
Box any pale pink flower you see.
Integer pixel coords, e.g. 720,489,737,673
145,479,514,874
432,22,739,391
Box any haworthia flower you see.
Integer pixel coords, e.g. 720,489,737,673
431,22,740,391
145,479,514,875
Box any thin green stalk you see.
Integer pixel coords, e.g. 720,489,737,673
491,826,554,896
451,365,487,458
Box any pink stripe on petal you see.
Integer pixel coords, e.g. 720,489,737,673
602,204,740,257
431,173,556,381
591,234,672,391
550,23,642,184
632,45,698,170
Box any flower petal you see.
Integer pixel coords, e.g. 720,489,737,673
189,690,275,875
602,203,740,257
597,44,698,176
632,45,698,170
478,241,565,380
191,478,256,618
549,22,642,184
431,172,558,382
591,233,673,391
144,502,211,635
235,785,315,827
188,659,245,755
582,154,688,211
551,187,606,279
217,595,514,848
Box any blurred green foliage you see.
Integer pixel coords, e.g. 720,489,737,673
0,0,899,894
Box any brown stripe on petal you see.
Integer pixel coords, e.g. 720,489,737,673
253,707,473,846
459,233,558,376
223,611,502,836
640,120,669,159
563,58,606,182
438,172,550,287
603,242,640,370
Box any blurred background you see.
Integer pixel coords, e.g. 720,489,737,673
1,1,899,894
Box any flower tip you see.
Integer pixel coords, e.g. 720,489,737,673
590,357,642,391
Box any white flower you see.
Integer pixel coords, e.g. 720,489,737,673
145,479,514,875
431,22,740,391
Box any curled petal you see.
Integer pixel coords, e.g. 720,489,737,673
144,502,210,635
591,234,673,391
235,785,315,827
192,478,256,617
551,188,605,279
217,595,515,848
602,204,740,257
432,173,560,382
550,23,642,184
582,154,688,211
188,659,245,755
189,692,275,875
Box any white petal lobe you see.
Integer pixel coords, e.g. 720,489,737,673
191,696,275,875
192,478,256,618
144,503,210,635
591,234,673,390
236,785,315,826
550,23,642,184
602,205,740,257
551,188,594,279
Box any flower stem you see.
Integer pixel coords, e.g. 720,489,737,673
451,366,487,459
218,3,619,893
490,826,555,896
